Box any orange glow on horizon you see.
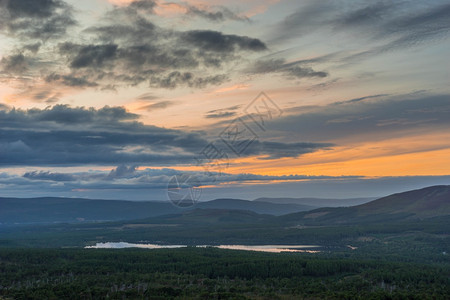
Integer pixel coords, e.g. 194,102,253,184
155,133,450,178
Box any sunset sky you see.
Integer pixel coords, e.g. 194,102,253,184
0,0,449,201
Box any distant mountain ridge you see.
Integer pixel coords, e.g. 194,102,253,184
356,185,450,217
279,185,450,225
1,186,448,226
0,197,176,225
198,199,314,215
254,197,375,207
0,196,313,225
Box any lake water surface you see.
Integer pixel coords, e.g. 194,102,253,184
85,242,320,253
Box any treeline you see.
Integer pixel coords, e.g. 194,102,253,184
1,247,449,299
1,214,448,250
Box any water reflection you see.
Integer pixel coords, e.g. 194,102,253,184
85,242,320,253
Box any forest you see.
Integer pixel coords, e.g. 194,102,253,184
1,247,449,299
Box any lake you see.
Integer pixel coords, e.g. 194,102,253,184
85,242,321,253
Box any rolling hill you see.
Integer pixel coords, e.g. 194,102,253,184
1,185,449,248
197,199,314,215
0,196,313,225
0,197,178,224
2,185,448,227
147,208,274,225
279,185,450,225
254,197,375,207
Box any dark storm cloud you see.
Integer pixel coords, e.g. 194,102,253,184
22,42,42,54
21,166,142,183
269,93,450,143
127,0,157,12
85,18,159,45
110,0,247,23
45,73,99,87
65,44,119,69
0,0,76,39
53,20,265,89
1,169,448,200
186,5,248,22
0,167,372,202
248,58,327,79
0,0,268,90
245,141,334,160
0,111,198,166
0,105,331,166
0,53,28,74
181,30,266,52
10,167,362,193
29,105,138,124
23,170,76,181
107,165,138,179
0,52,55,79
39,1,267,90
149,72,227,89
7,0,61,18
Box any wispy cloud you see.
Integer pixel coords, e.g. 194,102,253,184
271,1,450,63
248,58,328,79
204,105,241,119
139,100,175,111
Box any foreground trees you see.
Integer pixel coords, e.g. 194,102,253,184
1,247,449,299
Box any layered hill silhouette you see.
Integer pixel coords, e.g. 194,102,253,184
254,197,374,207
0,197,312,225
1,185,448,226
279,185,450,225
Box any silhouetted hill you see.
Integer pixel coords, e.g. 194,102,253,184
356,185,450,217
198,199,314,215
148,208,274,225
254,197,375,207
0,196,313,225
279,185,450,225
0,197,179,224
2,186,448,226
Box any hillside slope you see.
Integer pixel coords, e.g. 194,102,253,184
279,185,450,225
198,199,314,215
254,197,374,207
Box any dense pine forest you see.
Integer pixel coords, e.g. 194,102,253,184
1,247,449,299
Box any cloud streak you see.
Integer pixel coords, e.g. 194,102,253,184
272,1,450,64
269,93,450,143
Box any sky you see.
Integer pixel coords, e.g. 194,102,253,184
0,0,449,201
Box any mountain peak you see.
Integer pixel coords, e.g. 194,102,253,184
357,185,450,217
